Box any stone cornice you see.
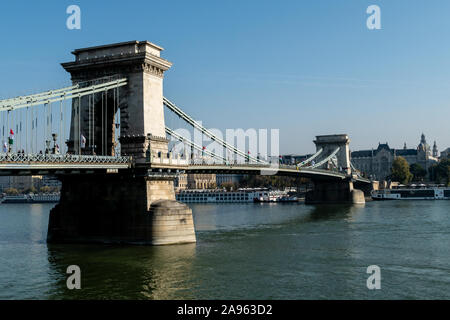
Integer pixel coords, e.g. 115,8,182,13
62,51,172,79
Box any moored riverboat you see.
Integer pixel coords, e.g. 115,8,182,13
1,193,60,204
371,186,450,200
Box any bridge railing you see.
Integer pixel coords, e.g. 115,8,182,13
186,162,343,173
149,153,189,166
0,153,132,165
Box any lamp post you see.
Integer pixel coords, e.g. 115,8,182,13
45,140,51,154
52,133,58,154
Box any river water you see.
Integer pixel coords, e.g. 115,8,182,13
0,201,449,299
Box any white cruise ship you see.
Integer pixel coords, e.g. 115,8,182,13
1,193,60,204
371,186,450,200
176,189,270,203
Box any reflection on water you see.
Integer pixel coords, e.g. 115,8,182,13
46,243,197,300
0,201,449,299
307,204,364,222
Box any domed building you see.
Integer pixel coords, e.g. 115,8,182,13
417,133,430,154
351,133,439,181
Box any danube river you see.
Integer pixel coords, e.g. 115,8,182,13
0,200,449,299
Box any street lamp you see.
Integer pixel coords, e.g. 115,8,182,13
45,140,51,154
52,133,58,154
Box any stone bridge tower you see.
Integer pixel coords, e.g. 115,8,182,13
313,134,351,174
306,134,365,204
48,41,196,245
62,40,171,162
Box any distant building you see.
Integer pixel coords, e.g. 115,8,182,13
187,173,216,189
0,176,43,192
216,174,244,187
174,173,188,191
432,141,439,158
351,133,439,181
440,147,450,159
0,176,9,192
41,176,61,189
0,175,62,192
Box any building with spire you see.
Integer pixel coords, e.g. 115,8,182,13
351,133,439,181
432,141,439,158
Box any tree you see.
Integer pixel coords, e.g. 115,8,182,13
49,186,61,193
4,188,19,195
409,163,427,182
391,157,412,184
237,175,308,189
23,186,37,194
39,186,51,194
429,159,450,186
220,182,237,191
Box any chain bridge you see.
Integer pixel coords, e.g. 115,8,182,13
0,41,371,245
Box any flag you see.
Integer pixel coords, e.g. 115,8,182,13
2,141,7,153
8,129,14,145
81,134,86,149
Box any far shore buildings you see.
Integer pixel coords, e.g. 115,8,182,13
216,174,244,187
351,134,439,181
187,173,216,189
0,175,61,192
0,176,43,192
440,147,450,159
280,134,445,182
175,174,244,191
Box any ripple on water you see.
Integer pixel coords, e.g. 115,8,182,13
0,201,449,299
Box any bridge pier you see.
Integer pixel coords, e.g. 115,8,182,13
47,41,196,245
305,179,365,205
47,171,196,245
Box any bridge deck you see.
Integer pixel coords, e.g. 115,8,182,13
0,154,132,174
0,153,371,184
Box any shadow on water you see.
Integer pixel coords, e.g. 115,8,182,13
46,243,197,300
306,204,365,222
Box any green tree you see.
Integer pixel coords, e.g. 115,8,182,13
220,182,237,191
49,186,61,193
23,186,37,194
409,163,427,182
429,159,450,186
238,175,308,189
391,157,412,184
4,188,19,195
39,186,51,194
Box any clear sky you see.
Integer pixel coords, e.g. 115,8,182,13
0,0,449,154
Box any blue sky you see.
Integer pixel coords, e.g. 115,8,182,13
0,0,449,154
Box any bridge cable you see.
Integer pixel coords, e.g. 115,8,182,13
296,148,323,168
166,127,227,163
0,79,127,111
163,97,267,164
308,148,341,169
